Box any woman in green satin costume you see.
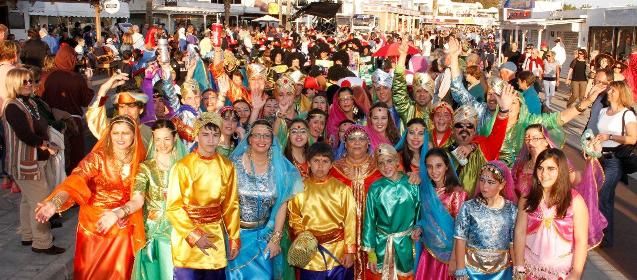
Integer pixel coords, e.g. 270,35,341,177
132,120,188,280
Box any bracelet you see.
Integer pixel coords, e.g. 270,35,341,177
121,205,131,218
270,230,283,245
575,102,586,112
454,268,468,277
50,195,64,215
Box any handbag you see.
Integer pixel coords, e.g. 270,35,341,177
613,109,637,174
287,231,318,268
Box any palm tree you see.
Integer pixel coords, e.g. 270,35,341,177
146,0,153,26
224,0,231,26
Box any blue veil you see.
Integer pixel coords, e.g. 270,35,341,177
395,129,456,264
229,127,303,278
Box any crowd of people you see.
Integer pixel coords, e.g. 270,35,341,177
1,20,637,280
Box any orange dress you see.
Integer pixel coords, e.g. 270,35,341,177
46,150,146,280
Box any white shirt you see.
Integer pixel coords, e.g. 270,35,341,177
132,32,145,50
597,108,637,148
551,44,566,66
422,40,432,57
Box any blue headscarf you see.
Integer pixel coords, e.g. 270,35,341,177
230,123,303,278
395,128,456,263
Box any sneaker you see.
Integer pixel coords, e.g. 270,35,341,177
32,245,65,255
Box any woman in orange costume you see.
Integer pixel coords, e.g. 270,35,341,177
35,115,146,280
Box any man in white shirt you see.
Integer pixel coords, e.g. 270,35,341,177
131,25,145,50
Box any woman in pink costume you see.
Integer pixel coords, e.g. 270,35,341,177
513,148,589,280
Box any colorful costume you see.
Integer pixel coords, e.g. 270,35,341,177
164,79,202,150
288,177,357,279
44,118,147,279
227,134,303,280
392,66,432,128
330,155,382,280
86,92,153,147
452,106,509,195
450,76,497,137
165,152,240,274
362,174,420,279
455,199,517,279
131,137,188,280
523,190,583,279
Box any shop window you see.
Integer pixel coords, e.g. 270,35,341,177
211,0,242,4
8,11,25,30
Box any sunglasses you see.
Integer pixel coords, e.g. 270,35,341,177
23,79,34,86
454,123,475,130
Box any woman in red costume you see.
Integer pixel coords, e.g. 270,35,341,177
35,115,146,280
330,125,382,280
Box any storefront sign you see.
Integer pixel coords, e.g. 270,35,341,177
506,9,532,20
103,0,120,14
165,0,177,7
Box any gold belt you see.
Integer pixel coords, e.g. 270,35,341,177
315,229,344,244
240,219,267,229
183,204,222,224
379,228,414,280
465,246,511,274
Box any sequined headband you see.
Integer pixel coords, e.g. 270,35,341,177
375,143,397,158
110,115,136,128
432,102,453,116
344,125,369,141
480,163,504,183
219,106,236,116
193,112,223,137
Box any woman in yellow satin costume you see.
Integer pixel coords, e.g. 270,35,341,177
35,115,147,280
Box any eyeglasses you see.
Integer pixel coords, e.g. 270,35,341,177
454,123,475,130
289,128,308,135
250,133,272,140
346,135,368,142
525,137,545,143
22,79,34,86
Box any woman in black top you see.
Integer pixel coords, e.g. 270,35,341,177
566,49,590,106
3,68,64,254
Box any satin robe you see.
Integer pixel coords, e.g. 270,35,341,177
455,199,517,279
45,150,146,280
361,175,420,278
330,156,383,280
288,177,358,271
392,66,432,129
166,153,241,270
415,187,467,280
132,160,174,280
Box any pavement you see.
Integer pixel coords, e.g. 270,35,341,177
0,77,633,279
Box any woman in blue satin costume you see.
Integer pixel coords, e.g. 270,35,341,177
227,120,303,280
453,161,517,279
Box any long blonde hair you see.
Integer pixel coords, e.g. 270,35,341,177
609,80,634,108
4,67,32,101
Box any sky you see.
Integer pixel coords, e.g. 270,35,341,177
562,0,635,8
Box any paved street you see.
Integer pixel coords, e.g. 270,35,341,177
0,78,634,279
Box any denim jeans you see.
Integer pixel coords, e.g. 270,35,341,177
599,155,623,247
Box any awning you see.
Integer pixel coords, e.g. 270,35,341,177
28,1,130,18
153,6,223,15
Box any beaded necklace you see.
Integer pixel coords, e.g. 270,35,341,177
16,96,41,120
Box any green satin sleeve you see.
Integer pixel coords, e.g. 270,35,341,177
459,151,487,195
392,66,415,126
361,183,379,252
